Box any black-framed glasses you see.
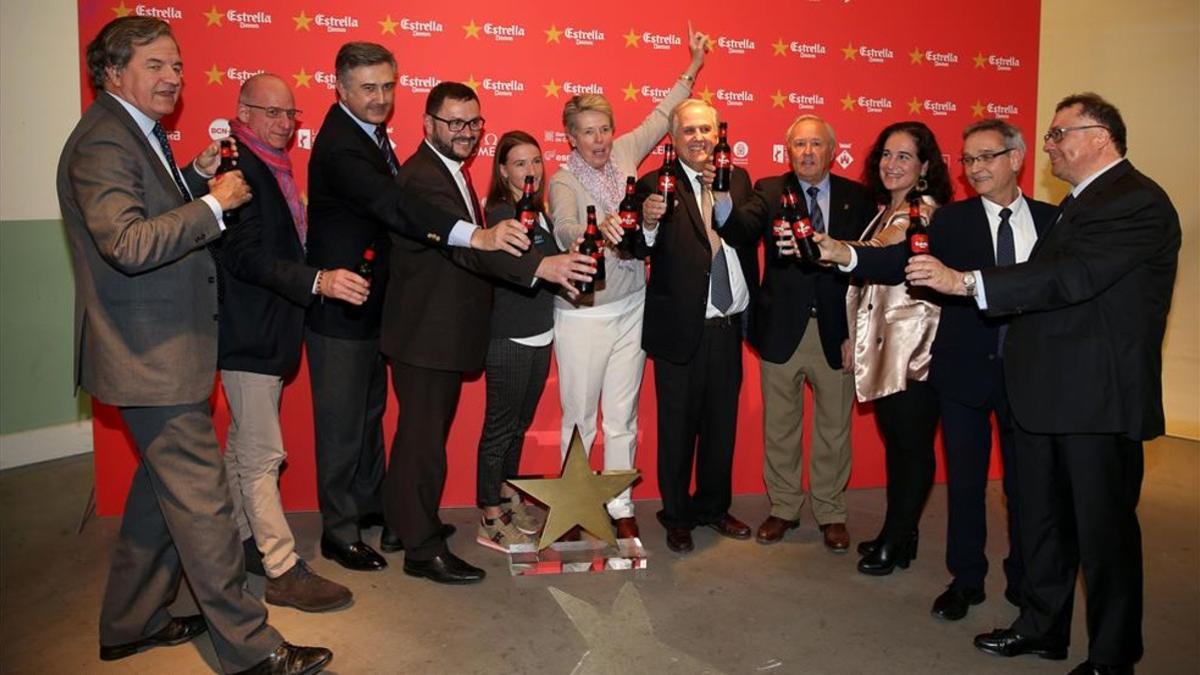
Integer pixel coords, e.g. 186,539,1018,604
241,103,302,120
1043,125,1107,143
959,148,1014,167
429,114,485,132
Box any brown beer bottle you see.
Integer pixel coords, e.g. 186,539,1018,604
711,121,732,192
617,176,640,254
578,206,605,294
355,246,375,281
216,139,238,174
906,196,929,256
772,191,795,267
657,144,677,221
514,176,539,255
792,212,820,263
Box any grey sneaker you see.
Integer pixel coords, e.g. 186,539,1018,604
476,513,533,553
505,494,542,535
265,559,352,612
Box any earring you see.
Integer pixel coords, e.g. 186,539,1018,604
916,175,929,193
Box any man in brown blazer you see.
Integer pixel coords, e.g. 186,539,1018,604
59,17,327,674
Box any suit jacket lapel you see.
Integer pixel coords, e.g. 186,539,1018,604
1032,160,1131,258
98,95,187,205
826,176,852,238
332,104,393,178
967,197,997,266
417,141,474,222
674,162,709,250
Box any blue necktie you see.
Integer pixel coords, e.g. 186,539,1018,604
806,185,825,233
152,122,191,202
995,207,1015,354
375,125,399,177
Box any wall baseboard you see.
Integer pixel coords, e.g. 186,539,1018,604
0,420,92,470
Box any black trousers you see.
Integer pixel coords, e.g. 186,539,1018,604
871,379,939,543
653,320,742,529
305,329,387,544
383,361,462,561
476,339,552,508
939,367,1023,592
1010,427,1144,667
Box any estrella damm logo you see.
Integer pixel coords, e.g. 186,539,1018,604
626,29,681,50
715,88,755,107
974,53,1022,71
771,91,825,109
480,77,526,97
205,6,273,29
716,35,756,55
545,25,605,46
464,20,527,42
973,101,1020,118
397,17,442,37
314,13,359,33
624,84,670,102
842,94,892,113
856,44,895,63
399,74,442,94
923,99,957,116
111,3,183,21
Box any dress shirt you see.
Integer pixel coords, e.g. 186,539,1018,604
108,92,223,227
799,174,832,232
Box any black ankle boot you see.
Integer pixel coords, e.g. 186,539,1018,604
857,532,918,576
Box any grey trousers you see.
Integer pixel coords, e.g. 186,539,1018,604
102,402,282,672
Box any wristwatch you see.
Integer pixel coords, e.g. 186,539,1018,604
962,272,977,297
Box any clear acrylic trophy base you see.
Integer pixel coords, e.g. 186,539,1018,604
507,536,647,576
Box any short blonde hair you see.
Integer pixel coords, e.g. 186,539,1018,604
562,94,613,134
786,114,837,146
670,99,719,136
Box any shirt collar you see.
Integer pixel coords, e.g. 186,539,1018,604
424,139,465,175
107,91,157,137
338,101,383,140
1072,157,1124,198
797,173,831,196
980,192,1028,220
679,161,703,186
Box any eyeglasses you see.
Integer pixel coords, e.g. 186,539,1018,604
429,114,485,132
241,103,302,120
1043,125,1107,143
959,148,1014,167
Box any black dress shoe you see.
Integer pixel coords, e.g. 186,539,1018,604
973,628,1068,660
403,551,485,584
1067,661,1134,675
931,585,985,620
857,529,917,557
319,536,386,571
233,642,333,675
704,513,752,540
380,524,458,553
857,535,918,576
99,615,208,661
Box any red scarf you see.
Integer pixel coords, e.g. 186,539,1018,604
230,119,307,247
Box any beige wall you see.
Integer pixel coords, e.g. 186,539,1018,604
1038,0,1200,439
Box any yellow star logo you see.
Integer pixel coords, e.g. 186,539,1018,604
772,38,787,56
842,43,857,60
841,93,856,111
771,89,787,108
379,14,398,35
205,64,224,85
464,74,480,91
973,52,987,68
545,24,563,44
204,5,223,27
463,19,482,39
293,10,312,31
698,87,715,104
623,29,640,48
543,79,562,98
111,1,132,17
292,68,312,88
908,97,922,114
621,83,638,102
972,100,986,117
909,47,924,65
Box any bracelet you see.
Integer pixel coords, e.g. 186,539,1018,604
314,269,324,296
678,73,694,83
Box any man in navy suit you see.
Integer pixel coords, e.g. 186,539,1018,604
906,94,1180,675
823,119,1056,620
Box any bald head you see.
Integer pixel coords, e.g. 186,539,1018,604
236,73,296,150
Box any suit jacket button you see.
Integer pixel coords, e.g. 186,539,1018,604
208,276,215,283
867,303,873,310
212,313,218,321
876,337,883,344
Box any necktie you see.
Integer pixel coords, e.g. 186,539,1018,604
699,176,733,313
806,185,825,233
995,207,1015,354
1054,193,1074,223
152,122,191,202
374,125,398,176
460,167,479,225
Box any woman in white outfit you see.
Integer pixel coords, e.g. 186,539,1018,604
547,23,709,538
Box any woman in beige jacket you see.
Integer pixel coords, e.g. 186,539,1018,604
546,23,708,538
845,121,953,575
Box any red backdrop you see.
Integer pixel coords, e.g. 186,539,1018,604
79,0,1042,516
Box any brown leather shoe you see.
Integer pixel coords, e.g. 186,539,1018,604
664,526,694,553
820,523,851,552
756,516,799,544
706,513,752,540
614,517,639,539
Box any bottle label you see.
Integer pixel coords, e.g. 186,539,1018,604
519,209,537,231
792,219,814,239
713,151,731,169
658,173,675,193
619,210,639,230
910,233,930,253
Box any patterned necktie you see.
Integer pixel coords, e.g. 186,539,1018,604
995,207,1015,355
806,185,825,233
460,167,480,225
374,125,398,176
699,176,733,313
151,122,191,202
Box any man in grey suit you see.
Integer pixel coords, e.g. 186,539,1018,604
59,17,328,674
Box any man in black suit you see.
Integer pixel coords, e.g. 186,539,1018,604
381,82,593,584
907,93,1180,675
719,115,873,550
215,74,360,612
61,17,328,672
306,43,529,572
821,119,1056,619
634,99,758,553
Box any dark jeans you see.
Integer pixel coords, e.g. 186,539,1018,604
871,379,940,543
476,339,552,508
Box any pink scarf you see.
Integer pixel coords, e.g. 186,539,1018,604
230,119,307,247
566,149,624,214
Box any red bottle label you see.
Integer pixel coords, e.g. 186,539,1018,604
910,234,930,253
619,210,638,230
658,174,675,192
792,219,814,240
519,209,537,231
714,151,731,168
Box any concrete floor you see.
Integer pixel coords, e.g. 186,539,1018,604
1,436,1196,674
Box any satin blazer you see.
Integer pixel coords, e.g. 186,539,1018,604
846,198,941,402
